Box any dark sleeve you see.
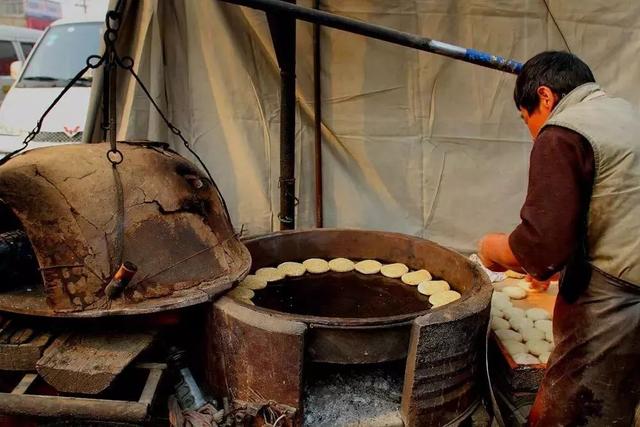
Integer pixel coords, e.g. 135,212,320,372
508,126,594,280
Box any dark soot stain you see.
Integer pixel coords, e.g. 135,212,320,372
252,271,431,318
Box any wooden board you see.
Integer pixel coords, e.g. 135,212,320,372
490,277,557,391
36,330,156,395
0,315,53,371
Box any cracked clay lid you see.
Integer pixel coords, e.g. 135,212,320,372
0,142,251,317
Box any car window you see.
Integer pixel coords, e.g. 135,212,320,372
0,40,18,76
20,42,34,59
19,23,101,87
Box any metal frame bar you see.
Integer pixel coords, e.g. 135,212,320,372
220,0,523,74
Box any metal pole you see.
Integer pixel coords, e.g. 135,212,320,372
267,3,297,230
313,0,323,228
219,0,523,74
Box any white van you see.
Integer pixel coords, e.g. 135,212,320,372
0,25,41,103
0,18,102,157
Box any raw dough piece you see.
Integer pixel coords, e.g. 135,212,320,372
539,351,551,364
237,298,255,306
526,307,551,321
515,280,532,291
228,287,255,300
255,267,285,282
545,330,554,344
491,292,512,310
380,263,409,278
521,326,546,342
512,352,540,365
505,270,526,279
502,340,527,356
491,317,511,331
239,275,268,290
428,290,461,307
355,259,382,275
510,316,534,333
328,258,355,273
502,286,527,300
401,269,432,285
503,307,525,320
490,308,504,318
303,258,330,274
495,329,523,342
418,280,450,296
527,339,553,356
277,261,306,277
534,319,553,334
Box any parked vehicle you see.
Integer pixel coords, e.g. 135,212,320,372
0,18,102,157
0,25,41,104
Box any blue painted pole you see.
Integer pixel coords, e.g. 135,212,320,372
219,0,523,74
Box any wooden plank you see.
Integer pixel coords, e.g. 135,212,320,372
36,330,157,395
11,373,37,395
0,393,148,422
0,331,53,371
138,368,163,405
9,327,34,344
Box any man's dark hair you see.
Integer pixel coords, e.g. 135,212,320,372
514,51,595,113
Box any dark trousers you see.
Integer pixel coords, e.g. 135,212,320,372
529,267,640,426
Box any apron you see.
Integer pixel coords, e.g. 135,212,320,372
528,263,640,426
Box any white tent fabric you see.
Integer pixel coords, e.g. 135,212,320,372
87,0,640,253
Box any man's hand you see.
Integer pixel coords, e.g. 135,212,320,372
478,233,522,272
525,272,560,292
478,234,508,272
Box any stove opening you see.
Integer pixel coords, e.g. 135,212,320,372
303,360,405,426
0,201,42,291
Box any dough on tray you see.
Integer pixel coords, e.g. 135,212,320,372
495,329,523,342
255,267,285,282
401,269,432,285
534,319,553,334
380,263,409,278
502,286,527,300
303,258,330,274
239,275,268,290
521,326,546,342
491,292,512,310
505,270,526,279
545,330,554,344
418,280,450,296
512,352,540,365
502,340,527,356
237,298,255,306
503,306,525,321
428,290,461,307
355,259,382,275
491,316,511,331
228,287,255,300
539,351,551,364
490,307,504,318
277,261,306,277
328,258,355,273
510,316,534,333
527,339,553,356
526,307,551,321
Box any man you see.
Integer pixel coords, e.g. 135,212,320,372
478,51,640,426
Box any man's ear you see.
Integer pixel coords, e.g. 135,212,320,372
536,86,557,112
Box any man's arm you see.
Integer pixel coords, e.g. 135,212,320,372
480,126,594,280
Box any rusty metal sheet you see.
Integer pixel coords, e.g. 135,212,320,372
0,142,251,317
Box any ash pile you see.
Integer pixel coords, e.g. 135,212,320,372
303,361,404,427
